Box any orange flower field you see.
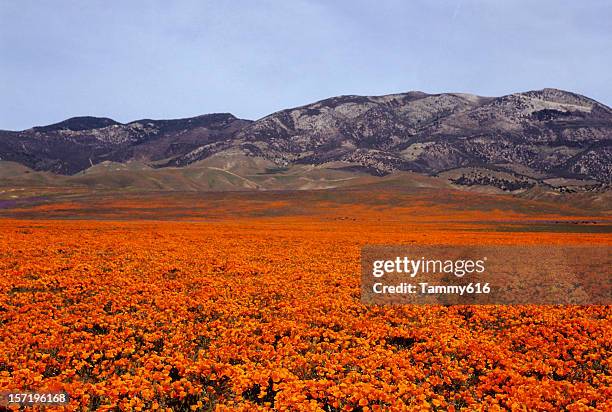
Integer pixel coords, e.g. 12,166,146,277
0,191,610,411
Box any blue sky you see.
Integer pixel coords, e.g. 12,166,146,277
1,0,610,130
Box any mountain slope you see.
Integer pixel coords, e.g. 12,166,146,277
0,113,251,174
0,88,610,186
221,88,611,182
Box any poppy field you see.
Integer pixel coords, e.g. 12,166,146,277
0,189,610,411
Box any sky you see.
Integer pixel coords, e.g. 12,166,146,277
1,0,610,130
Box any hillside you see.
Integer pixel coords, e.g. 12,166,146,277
1,88,610,191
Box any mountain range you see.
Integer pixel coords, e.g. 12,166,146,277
1,88,610,192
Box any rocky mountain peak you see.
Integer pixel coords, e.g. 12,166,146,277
31,116,120,132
